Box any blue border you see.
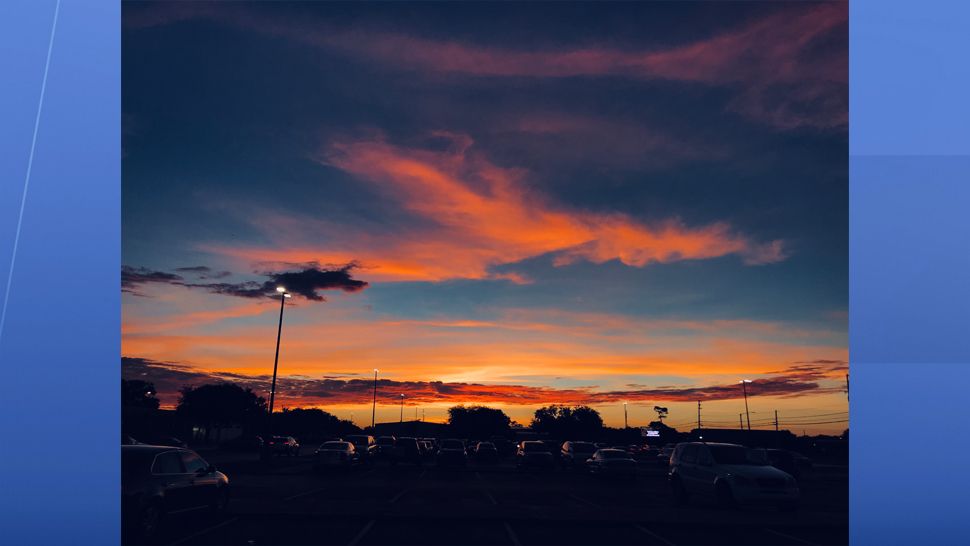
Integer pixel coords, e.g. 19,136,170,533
851,0,970,544
2,0,970,544
0,1,119,544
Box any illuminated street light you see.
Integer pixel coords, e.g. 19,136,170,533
266,287,290,450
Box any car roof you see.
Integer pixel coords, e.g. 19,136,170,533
684,442,743,448
122,444,184,454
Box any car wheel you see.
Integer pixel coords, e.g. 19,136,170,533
210,488,230,513
670,476,688,505
140,500,164,540
715,481,736,508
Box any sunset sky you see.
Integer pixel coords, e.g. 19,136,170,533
121,2,848,433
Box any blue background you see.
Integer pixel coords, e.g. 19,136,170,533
1,0,969,544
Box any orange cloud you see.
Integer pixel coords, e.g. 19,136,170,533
206,135,785,282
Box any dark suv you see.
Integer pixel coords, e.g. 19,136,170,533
122,445,229,541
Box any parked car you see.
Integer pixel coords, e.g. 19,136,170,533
122,445,229,541
668,442,799,510
472,441,499,463
560,441,597,468
765,449,814,480
657,444,676,466
586,448,637,478
314,441,360,470
376,436,396,457
516,441,555,470
418,440,435,458
436,438,468,467
268,436,300,456
142,436,188,449
345,435,378,462
391,437,424,466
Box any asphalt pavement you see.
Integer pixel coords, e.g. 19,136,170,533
136,450,848,546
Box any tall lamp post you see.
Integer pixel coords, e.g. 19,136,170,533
371,369,378,429
399,394,405,424
740,379,752,431
267,287,291,426
623,402,628,429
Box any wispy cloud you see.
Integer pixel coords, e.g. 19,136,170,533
124,2,846,130
124,356,846,409
208,134,786,282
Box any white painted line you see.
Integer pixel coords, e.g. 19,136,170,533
633,524,676,546
169,517,238,546
347,519,376,546
283,486,328,502
764,528,818,546
475,472,498,505
389,489,409,503
568,493,603,508
503,521,521,546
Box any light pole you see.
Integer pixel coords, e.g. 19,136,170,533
740,380,752,431
371,369,378,429
623,402,628,429
267,287,291,426
399,394,405,424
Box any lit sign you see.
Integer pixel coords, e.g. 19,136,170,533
641,428,660,437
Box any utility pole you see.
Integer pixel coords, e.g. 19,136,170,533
739,413,744,430
845,374,850,402
399,394,405,424
740,380,752,431
774,410,779,431
697,401,702,431
371,369,379,429
623,402,629,428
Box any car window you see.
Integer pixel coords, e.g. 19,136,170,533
181,451,208,474
681,445,698,463
152,451,185,474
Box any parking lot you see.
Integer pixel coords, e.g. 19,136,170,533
137,449,848,546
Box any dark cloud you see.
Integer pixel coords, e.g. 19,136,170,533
124,356,843,409
121,266,184,296
121,263,368,301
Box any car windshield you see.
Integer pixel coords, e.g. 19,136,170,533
441,440,464,449
709,445,766,465
523,442,548,453
572,442,596,452
321,442,350,450
599,450,631,459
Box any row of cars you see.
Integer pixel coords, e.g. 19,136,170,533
310,436,640,477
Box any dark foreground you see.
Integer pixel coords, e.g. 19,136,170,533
134,451,848,546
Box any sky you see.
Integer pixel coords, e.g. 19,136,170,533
121,1,848,434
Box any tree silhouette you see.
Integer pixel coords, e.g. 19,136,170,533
531,405,603,439
122,379,160,410
448,405,511,438
176,383,267,443
275,407,360,439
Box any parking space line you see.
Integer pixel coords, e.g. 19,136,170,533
568,493,603,508
475,472,499,505
633,524,676,546
283,486,328,502
346,519,376,546
169,517,238,546
764,528,818,545
389,488,409,503
503,521,522,546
